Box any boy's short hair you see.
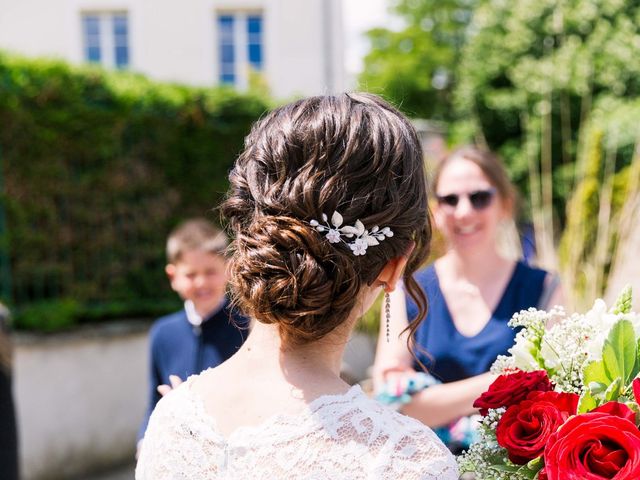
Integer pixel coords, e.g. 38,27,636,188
166,218,228,263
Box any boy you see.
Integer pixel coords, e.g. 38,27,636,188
137,218,248,448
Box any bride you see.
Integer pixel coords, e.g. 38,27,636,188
136,93,458,479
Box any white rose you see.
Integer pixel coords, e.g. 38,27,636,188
540,335,560,370
583,299,610,330
509,333,539,370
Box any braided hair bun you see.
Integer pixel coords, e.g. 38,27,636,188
221,93,431,345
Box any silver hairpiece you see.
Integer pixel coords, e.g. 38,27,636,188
310,211,393,256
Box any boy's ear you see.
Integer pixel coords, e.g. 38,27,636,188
165,264,176,281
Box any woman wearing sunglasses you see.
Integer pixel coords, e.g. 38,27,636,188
374,145,563,454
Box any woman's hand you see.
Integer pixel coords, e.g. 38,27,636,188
374,364,418,396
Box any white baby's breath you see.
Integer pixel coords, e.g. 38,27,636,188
490,355,516,375
460,289,640,478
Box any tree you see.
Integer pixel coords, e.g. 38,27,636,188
454,0,640,276
358,0,476,119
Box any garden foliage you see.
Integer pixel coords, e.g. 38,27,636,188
454,0,640,214
359,0,476,120
361,0,640,306
0,53,270,331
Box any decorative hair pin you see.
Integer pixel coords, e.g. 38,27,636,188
310,211,393,256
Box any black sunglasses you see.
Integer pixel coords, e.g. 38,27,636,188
436,188,496,210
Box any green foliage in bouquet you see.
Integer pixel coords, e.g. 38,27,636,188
579,286,637,410
613,285,634,315
460,286,640,479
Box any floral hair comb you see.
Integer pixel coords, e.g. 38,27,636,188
310,211,393,256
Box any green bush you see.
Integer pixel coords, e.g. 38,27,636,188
0,52,271,331
14,299,82,332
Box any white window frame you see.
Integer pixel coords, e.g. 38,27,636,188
216,11,263,90
81,11,129,69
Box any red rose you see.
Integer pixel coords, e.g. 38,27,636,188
473,370,554,416
543,412,640,480
592,401,636,423
633,377,640,404
526,390,579,413
495,391,578,464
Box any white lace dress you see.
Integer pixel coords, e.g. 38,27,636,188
136,377,459,479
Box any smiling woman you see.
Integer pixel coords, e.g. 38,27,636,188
373,145,564,454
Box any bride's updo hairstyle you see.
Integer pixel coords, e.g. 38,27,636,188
221,93,431,345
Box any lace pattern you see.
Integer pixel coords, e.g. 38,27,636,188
136,377,459,479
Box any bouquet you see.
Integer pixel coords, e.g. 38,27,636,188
459,286,640,479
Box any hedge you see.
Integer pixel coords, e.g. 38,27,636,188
0,53,270,331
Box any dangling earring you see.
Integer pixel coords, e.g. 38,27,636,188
384,289,391,343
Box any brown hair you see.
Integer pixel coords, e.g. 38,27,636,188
166,218,228,264
221,93,432,345
432,145,516,210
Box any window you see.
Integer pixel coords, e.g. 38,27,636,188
216,13,263,87
218,15,236,84
247,15,263,71
112,15,129,68
82,12,130,69
83,16,101,63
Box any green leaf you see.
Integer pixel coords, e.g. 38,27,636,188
522,469,539,479
588,381,608,395
611,286,633,314
490,464,522,473
490,462,539,479
525,456,544,478
583,360,610,385
605,377,623,402
578,390,597,413
602,320,637,384
635,337,640,378
625,401,640,419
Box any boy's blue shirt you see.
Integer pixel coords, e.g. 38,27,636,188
138,299,248,440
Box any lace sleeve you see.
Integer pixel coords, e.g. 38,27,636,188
135,394,177,479
135,389,221,479
369,411,459,480
380,424,459,479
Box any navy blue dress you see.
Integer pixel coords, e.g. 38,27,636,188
407,261,548,383
137,300,248,441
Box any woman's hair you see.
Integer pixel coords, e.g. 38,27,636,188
432,145,516,210
221,93,431,345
